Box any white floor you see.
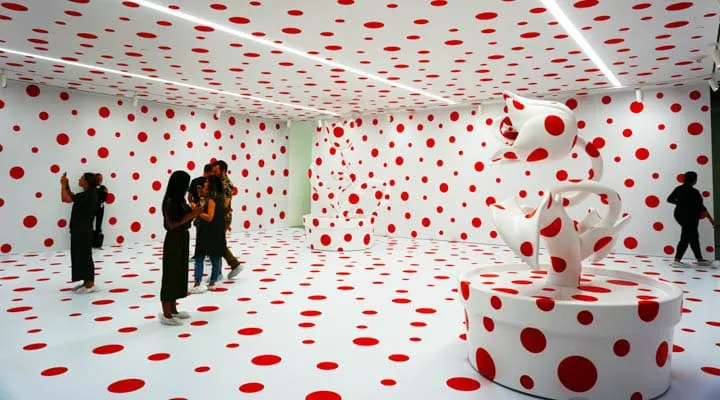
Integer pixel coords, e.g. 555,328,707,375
0,228,718,400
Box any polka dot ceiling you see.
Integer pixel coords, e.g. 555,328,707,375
0,0,717,120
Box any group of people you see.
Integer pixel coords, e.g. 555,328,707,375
61,165,714,324
61,161,244,326
60,172,107,294
159,160,244,326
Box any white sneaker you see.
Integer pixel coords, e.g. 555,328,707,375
172,311,191,319
189,285,207,294
74,286,98,294
696,259,712,266
71,283,84,292
228,264,244,280
159,314,182,326
671,261,691,268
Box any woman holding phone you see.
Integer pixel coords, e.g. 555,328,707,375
190,175,226,293
61,172,98,293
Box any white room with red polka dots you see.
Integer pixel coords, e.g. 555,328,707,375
0,1,719,400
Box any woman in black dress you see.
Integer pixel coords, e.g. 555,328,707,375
160,171,201,326
190,175,226,293
61,172,98,294
667,171,716,266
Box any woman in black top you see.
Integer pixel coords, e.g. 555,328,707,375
61,172,98,294
667,171,715,266
190,175,227,293
160,171,201,326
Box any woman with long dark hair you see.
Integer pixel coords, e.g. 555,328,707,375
61,172,99,294
667,171,716,267
160,171,201,326
190,175,226,293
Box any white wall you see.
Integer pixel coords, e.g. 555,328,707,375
311,84,714,258
0,81,290,254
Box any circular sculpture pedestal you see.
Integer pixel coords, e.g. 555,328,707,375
458,263,683,400
302,214,374,251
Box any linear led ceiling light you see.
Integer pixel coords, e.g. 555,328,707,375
540,0,622,88
132,0,455,105
0,47,340,116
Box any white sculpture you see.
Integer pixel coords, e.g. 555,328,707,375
459,92,683,400
303,124,388,251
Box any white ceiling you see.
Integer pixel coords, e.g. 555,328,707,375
0,0,717,120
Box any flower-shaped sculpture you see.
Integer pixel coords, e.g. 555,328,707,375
458,91,683,400
303,125,389,251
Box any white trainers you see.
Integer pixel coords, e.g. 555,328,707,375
71,283,85,292
696,259,712,266
671,260,691,268
74,286,98,294
159,314,182,326
228,264,244,280
172,311,191,319
189,285,207,294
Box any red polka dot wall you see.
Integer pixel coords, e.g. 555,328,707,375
311,84,713,258
0,82,290,254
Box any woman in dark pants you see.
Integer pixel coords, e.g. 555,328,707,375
667,171,716,266
61,172,98,293
160,171,201,326
190,175,226,293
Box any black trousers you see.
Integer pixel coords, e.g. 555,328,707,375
674,215,701,260
71,230,94,282
94,206,104,232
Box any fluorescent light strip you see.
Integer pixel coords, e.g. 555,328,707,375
132,0,455,105
540,0,622,88
0,47,340,116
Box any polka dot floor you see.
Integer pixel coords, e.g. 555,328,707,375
1,228,718,400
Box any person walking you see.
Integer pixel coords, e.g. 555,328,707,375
61,172,99,294
667,171,716,267
213,160,243,279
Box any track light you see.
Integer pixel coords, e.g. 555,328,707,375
215,109,223,119
0,72,6,88
635,88,643,103
477,103,484,115
710,79,719,92
286,120,292,129
132,93,139,107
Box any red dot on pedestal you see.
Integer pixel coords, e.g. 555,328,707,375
520,327,547,353
520,375,534,389
614,339,630,357
557,356,597,392
656,341,669,367
475,347,496,380
577,310,594,325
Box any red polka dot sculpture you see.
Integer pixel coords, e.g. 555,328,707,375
303,129,389,251
459,91,683,400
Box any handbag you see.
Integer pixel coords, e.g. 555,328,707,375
92,230,104,248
